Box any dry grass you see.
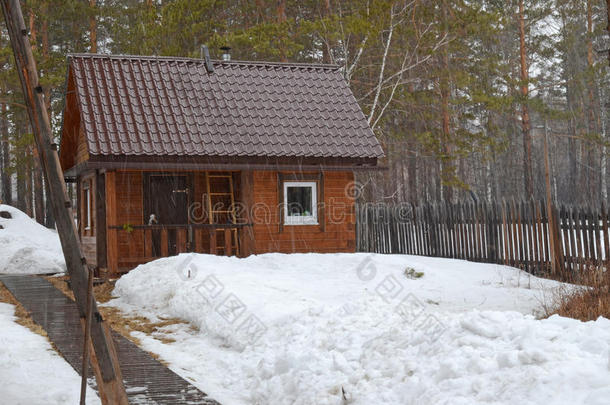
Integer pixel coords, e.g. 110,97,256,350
545,268,610,321
0,282,48,337
44,275,75,300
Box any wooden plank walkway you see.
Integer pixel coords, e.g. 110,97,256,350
0,275,219,405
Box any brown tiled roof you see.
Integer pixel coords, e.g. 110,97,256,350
68,54,384,159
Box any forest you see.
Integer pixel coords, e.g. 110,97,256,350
1,0,609,228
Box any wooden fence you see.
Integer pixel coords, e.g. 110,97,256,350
356,200,610,275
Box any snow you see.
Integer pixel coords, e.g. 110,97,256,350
109,252,610,405
0,204,65,274
0,302,100,404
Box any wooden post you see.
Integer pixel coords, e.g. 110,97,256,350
239,170,255,256
80,268,94,405
602,202,610,269
224,228,233,256
501,200,509,266
105,171,118,274
144,228,153,258
161,228,169,256
0,1,128,403
210,228,217,254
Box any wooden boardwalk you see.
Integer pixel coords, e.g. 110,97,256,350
0,275,219,404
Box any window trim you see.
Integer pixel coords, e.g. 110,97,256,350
83,181,92,231
283,181,318,225
277,172,325,233
283,181,319,226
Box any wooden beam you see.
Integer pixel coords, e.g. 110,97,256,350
224,228,232,256
105,171,118,275
0,1,127,403
64,160,387,178
161,228,169,256
96,170,107,269
238,170,255,256
210,228,217,254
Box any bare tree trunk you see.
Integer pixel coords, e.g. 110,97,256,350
586,0,598,133
23,122,33,217
600,0,610,207
89,0,97,52
321,0,331,63
29,6,44,223
601,78,609,205
0,103,11,205
518,0,533,198
585,0,599,204
277,0,287,62
407,137,418,205
16,147,26,211
42,2,54,227
440,0,453,203
598,72,608,205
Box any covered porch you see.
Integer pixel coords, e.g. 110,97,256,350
97,169,255,274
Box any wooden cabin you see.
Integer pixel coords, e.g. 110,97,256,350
59,53,383,275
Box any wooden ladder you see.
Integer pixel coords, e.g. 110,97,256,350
205,172,239,255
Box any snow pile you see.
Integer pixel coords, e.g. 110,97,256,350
0,204,65,274
0,302,100,404
107,253,610,404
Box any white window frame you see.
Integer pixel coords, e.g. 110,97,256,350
84,182,91,231
283,181,318,225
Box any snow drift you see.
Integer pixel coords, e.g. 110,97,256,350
0,204,65,274
110,253,610,404
0,302,100,404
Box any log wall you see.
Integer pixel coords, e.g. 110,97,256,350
251,170,356,253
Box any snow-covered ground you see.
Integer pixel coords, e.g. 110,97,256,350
0,204,65,274
0,302,100,404
1,203,608,404
110,253,610,405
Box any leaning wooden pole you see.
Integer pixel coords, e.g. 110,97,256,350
0,1,128,403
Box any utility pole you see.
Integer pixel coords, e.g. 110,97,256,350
0,1,128,403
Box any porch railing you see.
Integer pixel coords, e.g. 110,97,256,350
108,223,252,272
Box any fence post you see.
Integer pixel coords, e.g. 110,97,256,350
602,201,610,269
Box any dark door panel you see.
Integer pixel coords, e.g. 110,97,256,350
145,174,189,256
149,175,188,225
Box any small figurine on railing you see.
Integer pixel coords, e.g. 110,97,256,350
148,214,158,225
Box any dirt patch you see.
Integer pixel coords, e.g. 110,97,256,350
0,282,48,337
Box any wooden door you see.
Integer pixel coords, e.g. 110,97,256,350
149,175,188,225
148,175,188,256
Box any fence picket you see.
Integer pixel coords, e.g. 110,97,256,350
531,200,540,271
355,200,608,276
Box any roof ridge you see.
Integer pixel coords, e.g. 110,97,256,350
67,53,341,71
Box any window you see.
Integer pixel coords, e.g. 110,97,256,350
83,181,92,231
283,181,317,225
